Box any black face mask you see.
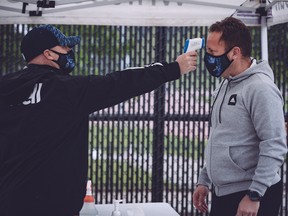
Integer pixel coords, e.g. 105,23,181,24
204,47,234,77
50,49,76,74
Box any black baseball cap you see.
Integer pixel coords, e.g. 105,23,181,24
21,24,81,62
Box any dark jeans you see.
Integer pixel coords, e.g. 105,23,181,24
210,180,283,216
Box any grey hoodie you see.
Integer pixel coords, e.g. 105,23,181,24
197,60,287,197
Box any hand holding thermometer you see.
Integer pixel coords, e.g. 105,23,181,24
183,37,205,53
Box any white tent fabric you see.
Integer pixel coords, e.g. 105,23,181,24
0,0,287,27
0,0,246,26
0,0,288,60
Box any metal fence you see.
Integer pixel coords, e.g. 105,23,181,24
0,24,287,216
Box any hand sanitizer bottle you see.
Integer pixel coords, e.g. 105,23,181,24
111,199,123,216
79,180,98,216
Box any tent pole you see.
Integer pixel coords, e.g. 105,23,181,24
259,0,269,61
261,16,268,61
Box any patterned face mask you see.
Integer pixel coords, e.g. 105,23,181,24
50,49,76,74
204,47,234,77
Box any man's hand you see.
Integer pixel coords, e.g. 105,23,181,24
236,195,260,216
176,51,198,75
192,185,209,213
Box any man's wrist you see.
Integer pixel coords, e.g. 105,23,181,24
247,190,262,201
196,184,209,189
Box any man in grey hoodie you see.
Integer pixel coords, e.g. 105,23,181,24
192,17,287,216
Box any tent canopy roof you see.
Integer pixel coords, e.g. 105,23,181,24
1,0,288,27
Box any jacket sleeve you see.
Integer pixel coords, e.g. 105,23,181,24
197,165,212,188
245,80,287,196
78,62,181,114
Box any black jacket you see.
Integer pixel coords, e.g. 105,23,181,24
0,63,180,216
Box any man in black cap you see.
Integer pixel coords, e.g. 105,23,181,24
0,25,198,216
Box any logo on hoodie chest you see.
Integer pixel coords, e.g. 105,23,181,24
228,94,237,105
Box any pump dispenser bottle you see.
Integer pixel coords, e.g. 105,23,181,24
79,180,98,216
111,199,123,216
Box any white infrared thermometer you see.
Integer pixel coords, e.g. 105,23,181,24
183,37,205,53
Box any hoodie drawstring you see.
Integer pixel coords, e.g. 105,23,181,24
209,79,226,127
219,80,231,123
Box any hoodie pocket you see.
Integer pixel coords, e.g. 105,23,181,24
209,145,252,186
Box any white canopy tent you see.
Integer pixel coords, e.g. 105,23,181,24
1,0,288,60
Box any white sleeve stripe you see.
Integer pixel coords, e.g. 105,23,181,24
122,62,164,71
